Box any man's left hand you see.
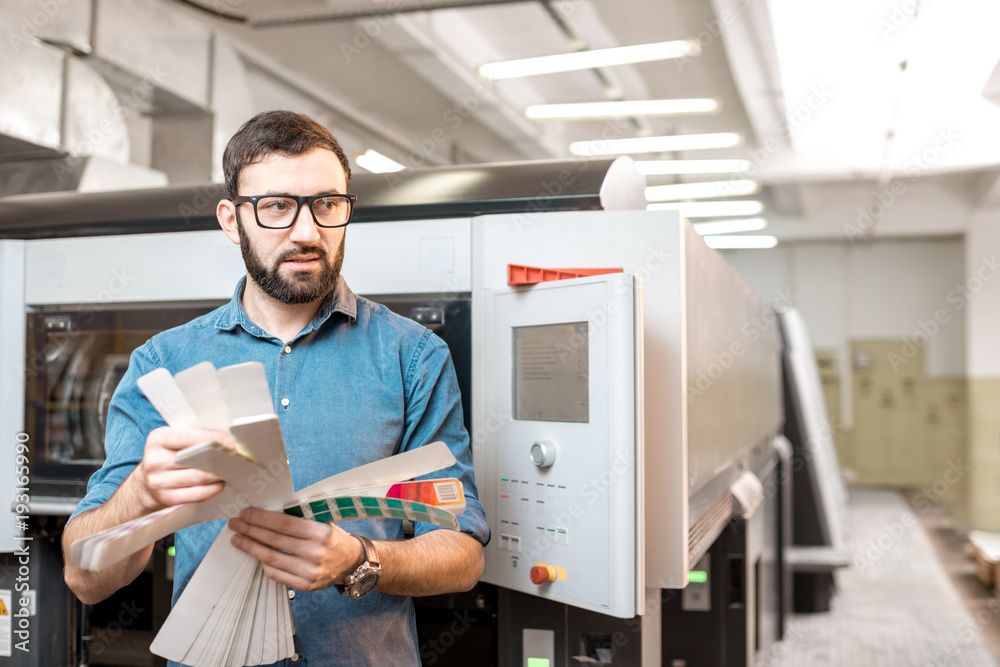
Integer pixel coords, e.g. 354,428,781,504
228,509,363,591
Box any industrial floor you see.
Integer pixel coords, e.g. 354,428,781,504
768,488,1000,667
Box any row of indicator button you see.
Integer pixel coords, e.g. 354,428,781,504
535,483,568,499
499,479,530,493
500,479,567,498
498,533,522,552
499,521,523,555
536,526,570,545
499,496,557,514
499,496,543,512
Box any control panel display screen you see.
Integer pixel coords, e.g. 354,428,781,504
513,322,589,423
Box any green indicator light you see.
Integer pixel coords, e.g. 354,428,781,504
527,659,550,667
689,570,708,584
167,546,175,557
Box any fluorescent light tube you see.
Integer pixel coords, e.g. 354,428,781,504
525,98,720,120
479,40,701,80
635,159,752,175
692,218,768,235
570,132,742,156
647,200,765,217
354,149,406,174
645,179,760,202
703,235,778,249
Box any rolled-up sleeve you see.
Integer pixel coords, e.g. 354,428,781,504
68,341,166,524
401,330,490,546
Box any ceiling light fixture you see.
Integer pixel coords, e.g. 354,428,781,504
692,218,768,235
645,179,760,202
635,159,752,175
525,98,720,120
354,149,406,174
703,235,778,249
570,132,742,156
647,200,765,217
478,40,701,80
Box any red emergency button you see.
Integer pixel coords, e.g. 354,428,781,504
530,564,557,585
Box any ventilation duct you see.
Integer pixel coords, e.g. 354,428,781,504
0,0,255,196
0,36,164,196
174,0,529,27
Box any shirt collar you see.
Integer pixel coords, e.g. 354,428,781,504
214,275,358,337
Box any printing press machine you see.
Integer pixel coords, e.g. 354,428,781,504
0,157,808,666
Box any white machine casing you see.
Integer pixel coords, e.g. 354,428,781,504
478,272,643,617
8,208,781,621
472,210,782,610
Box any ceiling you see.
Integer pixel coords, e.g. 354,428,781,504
25,0,1000,240
182,0,759,163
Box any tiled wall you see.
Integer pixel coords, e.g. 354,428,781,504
968,378,1000,531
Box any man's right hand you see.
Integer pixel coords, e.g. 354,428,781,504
63,426,233,605
133,426,233,512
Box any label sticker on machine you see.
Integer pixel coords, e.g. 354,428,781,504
513,322,589,422
0,589,10,657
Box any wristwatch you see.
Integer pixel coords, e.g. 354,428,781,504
335,534,381,598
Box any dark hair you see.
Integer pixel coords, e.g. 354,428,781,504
223,110,351,199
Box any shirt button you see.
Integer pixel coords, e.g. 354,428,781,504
281,398,290,407
284,345,292,354
288,590,296,600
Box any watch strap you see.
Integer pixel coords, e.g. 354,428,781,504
335,534,381,597
354,534,380,568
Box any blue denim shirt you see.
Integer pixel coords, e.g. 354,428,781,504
70,276,490,667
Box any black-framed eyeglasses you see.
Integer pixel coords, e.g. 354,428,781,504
231,193,357,229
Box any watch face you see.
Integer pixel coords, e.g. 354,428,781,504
353,571,380,596
341,562,381,598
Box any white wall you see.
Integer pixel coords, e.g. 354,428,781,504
778,178,973,240
723,238,967,377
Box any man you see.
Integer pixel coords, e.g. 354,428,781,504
63,110,490,666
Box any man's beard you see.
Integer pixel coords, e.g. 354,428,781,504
236,214,344,305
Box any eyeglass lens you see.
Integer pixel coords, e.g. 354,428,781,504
255,196,350,227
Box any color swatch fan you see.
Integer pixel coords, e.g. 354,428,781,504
70,361,466,667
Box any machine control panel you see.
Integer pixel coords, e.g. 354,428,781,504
479,273,642,618
529,441,556,468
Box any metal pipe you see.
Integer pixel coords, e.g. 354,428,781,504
227,38,439,164
171,0,531,27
